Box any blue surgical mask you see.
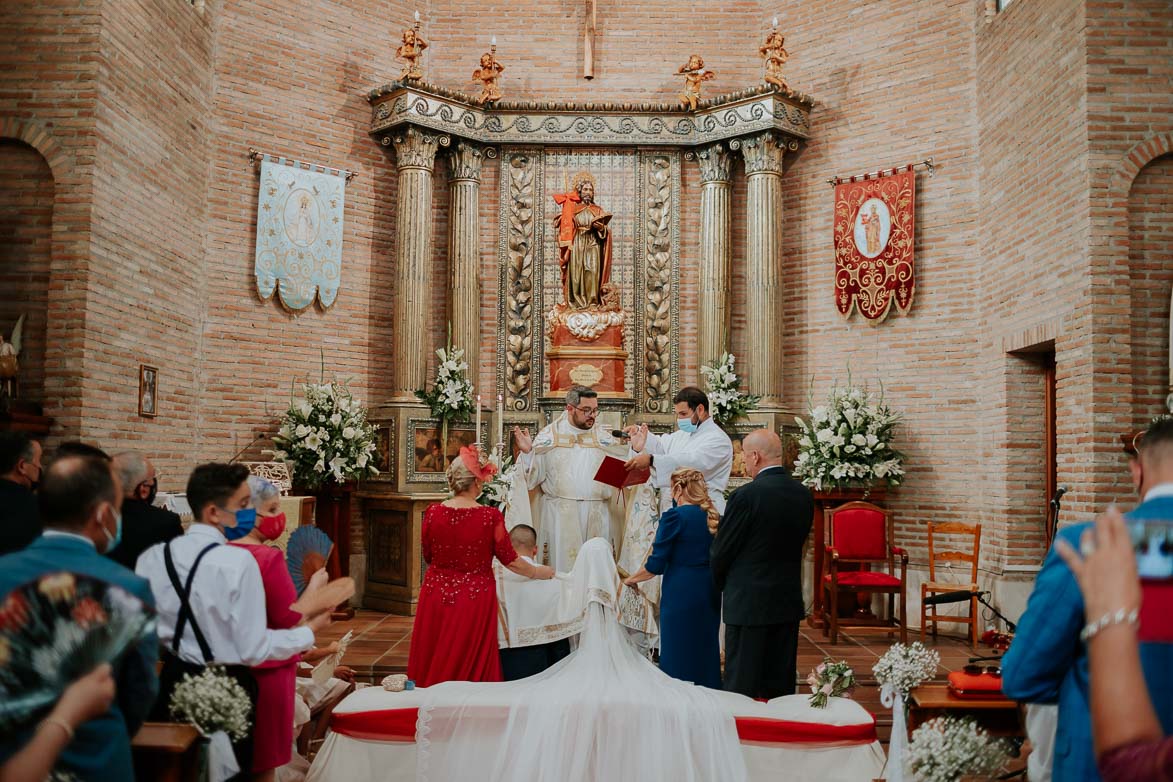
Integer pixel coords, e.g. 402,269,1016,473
222,507,257,541
102,506,123,553
676,414,699,434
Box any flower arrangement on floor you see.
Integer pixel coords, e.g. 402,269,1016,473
792,381,905,492
273,380,380,489
699,352,761,430
415,342,476,470
806,658,856,708
874,641,941,782
908,717,1010,782
169,666,252,741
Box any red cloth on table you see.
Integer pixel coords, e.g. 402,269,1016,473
406,504,519,687
231,541,301,773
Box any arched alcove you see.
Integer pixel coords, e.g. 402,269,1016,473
0,138,54,406
1129,152,1173,426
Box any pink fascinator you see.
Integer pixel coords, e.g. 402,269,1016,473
459,445,498,481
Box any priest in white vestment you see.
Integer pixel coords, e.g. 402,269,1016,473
511,386,628,571
625,386,734,513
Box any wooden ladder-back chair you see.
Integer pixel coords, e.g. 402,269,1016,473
920,521,982,649
821,501,908,645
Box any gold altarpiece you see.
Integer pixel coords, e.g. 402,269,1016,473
358,80,814,614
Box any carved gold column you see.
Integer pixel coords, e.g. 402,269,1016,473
447,142,488,373
695,143,733,373
737,132,787,406
391,126,448,401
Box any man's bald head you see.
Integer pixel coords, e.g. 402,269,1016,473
742,429,783,478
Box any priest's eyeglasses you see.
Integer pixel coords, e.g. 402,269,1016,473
571,404,599,417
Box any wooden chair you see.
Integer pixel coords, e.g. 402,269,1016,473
920,521,982,649
821,501,908,645
297,679,357,759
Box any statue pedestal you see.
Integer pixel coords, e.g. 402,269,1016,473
546,319,627,396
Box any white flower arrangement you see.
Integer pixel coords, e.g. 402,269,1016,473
415,342,476,471
806,658,856,708
873,641,940,698
169,666,252,741
273,380,380,489
699,352,761,430
792,382,905,491
908,717,1009,782
477,453,516,509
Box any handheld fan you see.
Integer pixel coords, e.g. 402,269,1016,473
0,573,155,733
286,526,334,595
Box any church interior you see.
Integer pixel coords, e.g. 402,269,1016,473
2,0,1172,778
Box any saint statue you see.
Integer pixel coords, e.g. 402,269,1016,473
552,173,613,309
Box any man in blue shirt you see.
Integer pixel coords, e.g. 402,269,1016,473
0,454,159,782
1003,417,1173,780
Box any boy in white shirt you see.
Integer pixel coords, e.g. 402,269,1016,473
498,525,572,680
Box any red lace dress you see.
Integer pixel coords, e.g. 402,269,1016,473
407,503,519,687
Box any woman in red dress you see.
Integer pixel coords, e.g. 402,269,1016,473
228,476,302,782
408,446,554,687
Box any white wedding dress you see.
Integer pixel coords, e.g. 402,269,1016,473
415,537,748,782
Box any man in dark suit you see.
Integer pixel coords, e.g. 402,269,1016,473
1002,416,1173,781
0,431,43,555
110,451,183,570
0,454,159,782
710,428,813,699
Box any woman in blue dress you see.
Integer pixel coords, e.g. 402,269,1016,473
623,467,722,689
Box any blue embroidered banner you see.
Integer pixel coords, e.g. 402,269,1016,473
254,156,346,310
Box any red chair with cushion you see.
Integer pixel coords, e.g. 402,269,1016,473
822,501,908,645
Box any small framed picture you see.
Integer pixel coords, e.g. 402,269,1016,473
138,365,158,418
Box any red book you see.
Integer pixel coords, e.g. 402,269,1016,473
594,455,650,489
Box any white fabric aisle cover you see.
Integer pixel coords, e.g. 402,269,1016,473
307,538,885,782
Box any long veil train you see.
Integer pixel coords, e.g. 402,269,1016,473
415,537,749,782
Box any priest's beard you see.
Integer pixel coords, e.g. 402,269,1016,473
568,410,595,431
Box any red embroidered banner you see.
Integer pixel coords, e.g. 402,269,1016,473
833,169,916,321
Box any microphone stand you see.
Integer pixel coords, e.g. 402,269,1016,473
976,592,1016,634
1046,488,1065,551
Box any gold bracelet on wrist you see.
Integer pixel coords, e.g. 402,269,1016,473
1080,606,1139,642
39,717,75,742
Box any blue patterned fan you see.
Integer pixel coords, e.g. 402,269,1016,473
0,573,155,733
286,526,334,595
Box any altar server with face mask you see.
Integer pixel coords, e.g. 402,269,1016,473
625,386,733,514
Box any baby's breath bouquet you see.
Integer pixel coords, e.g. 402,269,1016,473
169,666,252,741
908,717,1010,782
806,658,857,708
700,352,760,430
274,380,380,489
875,641,941,782
793,382,905,492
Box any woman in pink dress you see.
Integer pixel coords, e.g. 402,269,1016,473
228,476,302,781
407,446,554,687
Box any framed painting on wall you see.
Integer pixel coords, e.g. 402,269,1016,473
138,365,158,418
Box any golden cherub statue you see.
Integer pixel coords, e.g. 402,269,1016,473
676,55,715,111
472,42,504,105
759,21,790,91
0,314,24,399
395,16,428,83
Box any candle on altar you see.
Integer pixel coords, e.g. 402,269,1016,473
476,395,482,444
496,394,504,447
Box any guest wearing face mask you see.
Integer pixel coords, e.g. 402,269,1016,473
108,452,183,571
0,454,159,781
227,475,303,782
0,431,44,555
138,463,328,776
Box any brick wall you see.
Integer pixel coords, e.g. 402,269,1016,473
1130,155,1173,428
0,140,53,403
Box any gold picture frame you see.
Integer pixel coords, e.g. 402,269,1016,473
138,365,158,418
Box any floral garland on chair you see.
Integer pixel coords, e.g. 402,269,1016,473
873,642,941,782
273,380,380,490
806,658,857,708
792,382,905,492
699,352,761,430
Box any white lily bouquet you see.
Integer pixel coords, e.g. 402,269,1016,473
806,658,856,708
792,382,905,492
908,717,1009,782
273,380,380,489
478,452,516,509
415,343,476,470
699,352,761,430
169,666,252,740
874,642,940,782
